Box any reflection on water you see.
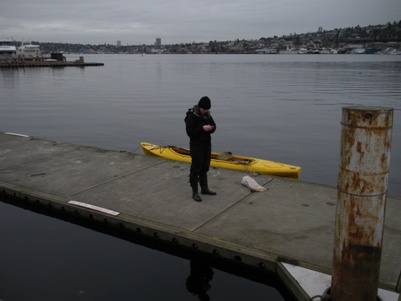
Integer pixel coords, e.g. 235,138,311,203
186,261,214,301
0,199,289,301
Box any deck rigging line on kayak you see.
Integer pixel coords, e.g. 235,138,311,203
144,143,256,168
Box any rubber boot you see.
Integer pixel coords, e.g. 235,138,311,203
192,185,202,202
190,176,202,202
200,174,216,195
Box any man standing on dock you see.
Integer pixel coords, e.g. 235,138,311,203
185,96,217,202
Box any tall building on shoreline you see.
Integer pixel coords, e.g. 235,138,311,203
155,38,161,48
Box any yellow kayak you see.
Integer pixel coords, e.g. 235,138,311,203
141,142,301,179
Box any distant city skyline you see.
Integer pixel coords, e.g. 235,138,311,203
2,0,401,45
32,21,399,56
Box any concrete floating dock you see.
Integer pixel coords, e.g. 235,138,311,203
0,132,400,300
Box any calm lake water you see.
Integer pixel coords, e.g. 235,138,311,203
1,54,401,300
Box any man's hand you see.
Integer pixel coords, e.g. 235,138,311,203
203,125,214,131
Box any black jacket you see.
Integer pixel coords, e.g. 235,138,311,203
185,105,216,149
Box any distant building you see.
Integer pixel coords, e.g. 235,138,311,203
116,40,121,47
155,38,161,48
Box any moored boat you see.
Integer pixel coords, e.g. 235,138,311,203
17,42,41,59
141,142,301,179
0,38,17,58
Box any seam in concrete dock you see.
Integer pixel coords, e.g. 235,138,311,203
69,160,168,197
192,178,275,232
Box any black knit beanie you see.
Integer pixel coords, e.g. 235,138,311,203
198,96,211,109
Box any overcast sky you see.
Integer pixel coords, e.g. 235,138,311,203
1,0,400,45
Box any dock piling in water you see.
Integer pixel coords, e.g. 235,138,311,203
331,106,394,301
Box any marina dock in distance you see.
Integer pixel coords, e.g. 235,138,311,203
0,131,400,300
0,54,103,68
0,60,104,68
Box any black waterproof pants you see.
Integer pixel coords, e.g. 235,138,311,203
189,145,211,186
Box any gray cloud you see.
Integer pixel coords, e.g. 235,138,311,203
1,0,400,44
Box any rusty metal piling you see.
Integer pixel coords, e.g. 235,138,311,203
331,106,394,301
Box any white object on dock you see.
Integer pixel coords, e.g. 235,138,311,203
241,176,267,192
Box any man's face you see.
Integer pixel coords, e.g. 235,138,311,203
199,107,209,114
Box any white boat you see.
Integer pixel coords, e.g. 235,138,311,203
319,48,330,54
297,47,308,54
17,42,42,59
255,48,278,54
351,48,365,54
0,38,17,58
